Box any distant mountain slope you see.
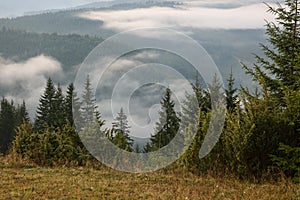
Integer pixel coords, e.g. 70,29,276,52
0,27,266,87
0,10,110,37
0,1,180,37
0,0,268,88
0,28,103,81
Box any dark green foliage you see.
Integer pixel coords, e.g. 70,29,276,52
111,108,133,152
146,88,180,152
64,83,81,126
12,77,108,166
80,75,104,127
53,84,66,129
225,69,238,111
271,143,300,180
180,75,227,173
0,28,103,80
223,92,287,178
0,10,106,36
0,98,29,154
143,143,152,153
12,121,92,166
34,78,58,132
15,100,30,126
112,132,132,152
243,0,300,94
3,1,300,180
234,0,300,179
271,88,300,179
0,98,16,153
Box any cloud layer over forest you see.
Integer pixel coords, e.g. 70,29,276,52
0,55,63,118
80,2,277,31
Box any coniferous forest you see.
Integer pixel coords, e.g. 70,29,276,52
0,0,299,199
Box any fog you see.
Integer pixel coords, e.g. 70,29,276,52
0,55,63,119
80,2,277,31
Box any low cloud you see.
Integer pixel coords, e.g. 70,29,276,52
80,2,277,31
0,55,63,118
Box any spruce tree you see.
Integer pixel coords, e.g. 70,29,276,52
111,108,133,151
0,98,16,153
243,0,300,95
181,74,210,129
147,88,180,152
193,74,211,112
34,78,57,132
53,84,66,129
15,100,30,126
80,75,104,126
225,69,238,111
64,83,81,126
237,0,300,178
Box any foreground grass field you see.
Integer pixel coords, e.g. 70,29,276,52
0,158,299,199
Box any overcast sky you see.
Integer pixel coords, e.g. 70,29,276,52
0,0,284,18
0,0,103,18
0,0,285,137
80,3,275,30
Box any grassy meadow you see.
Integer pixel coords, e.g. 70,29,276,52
0,156,299,200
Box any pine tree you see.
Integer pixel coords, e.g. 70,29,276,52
181,74,210,129
143,142,152,153
134,144,141,153
64,83,81,126
147,88,180,152
0,98,16,153
237,0,300,178
53,83,66,129
193,74,211,112
15,100,30,126
111,108,133,151
225,69,238,111
80,75,104,127
208,73,223,106
34,78,57,132
243,0,300,96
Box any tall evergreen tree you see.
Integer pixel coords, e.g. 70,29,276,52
225,69,238,111
0,98,16,153
147,88,180,152
53,83,66,129
15,100,30,126
34,78,57,132
193,74,211,112
111,108,133,151
181,74,210,129
231,0,300,178
64,83,81,126
243,0,300,95
80,75,104,127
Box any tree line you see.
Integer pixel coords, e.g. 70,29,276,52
0,0,299,181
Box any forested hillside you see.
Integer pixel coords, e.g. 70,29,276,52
0,0,299,192
0,1,178,37
0,28,103,70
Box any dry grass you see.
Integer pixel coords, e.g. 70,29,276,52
0,157,299,200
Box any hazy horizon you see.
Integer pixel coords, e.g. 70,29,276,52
0,0,283,18
0,0,108,18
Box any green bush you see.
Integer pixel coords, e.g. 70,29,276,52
11,121,92,166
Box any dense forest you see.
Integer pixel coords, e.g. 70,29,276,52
0,1,178,36
0,1,267,87
0,0,299,183
0,28,103,71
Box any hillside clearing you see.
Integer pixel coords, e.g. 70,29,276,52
0,160,299,199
